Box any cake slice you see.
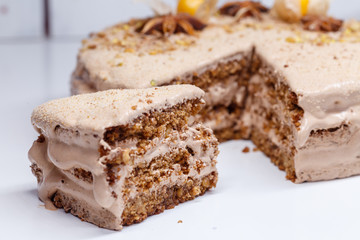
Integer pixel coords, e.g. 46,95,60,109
28,85,218,230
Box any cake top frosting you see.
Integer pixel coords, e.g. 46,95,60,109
76,15,256,90
256,21,360,96
31,85,204,135
75,10,360,97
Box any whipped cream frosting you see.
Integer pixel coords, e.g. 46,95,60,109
295,124,360,183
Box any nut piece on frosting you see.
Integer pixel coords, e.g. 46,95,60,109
274,0,329,23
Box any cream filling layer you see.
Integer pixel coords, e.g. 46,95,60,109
204,80,246,107
29,125,217,219
296,102,360,148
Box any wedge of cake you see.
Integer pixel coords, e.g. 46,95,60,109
70,1,360,183
28,85,218,230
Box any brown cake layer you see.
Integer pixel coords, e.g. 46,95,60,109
121,171,217,226
103,98,203,145
246,56,304,181
52,172,217,230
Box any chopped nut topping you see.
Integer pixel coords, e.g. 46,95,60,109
285,36,303,43
124,48,135,53
301,15,343,32
219,1,268,20
136,13,207,36
150,80,157,86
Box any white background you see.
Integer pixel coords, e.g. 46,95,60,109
1,1,360,240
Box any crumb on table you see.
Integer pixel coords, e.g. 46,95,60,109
242,146,250,153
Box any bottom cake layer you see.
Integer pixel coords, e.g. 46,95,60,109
52,172,217,230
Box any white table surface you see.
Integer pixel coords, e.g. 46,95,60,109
1,36,360,239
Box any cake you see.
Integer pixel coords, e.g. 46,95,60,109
28,85,218,230
70,1,360,183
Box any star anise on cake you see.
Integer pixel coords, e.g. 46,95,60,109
219,1,269,20
301,15,343,32
135,13,207,36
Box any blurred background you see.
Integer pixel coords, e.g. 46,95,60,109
1,0,359,40
0,0,359,99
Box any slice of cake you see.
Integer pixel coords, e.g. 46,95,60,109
28,85,218,230
70,1,360,183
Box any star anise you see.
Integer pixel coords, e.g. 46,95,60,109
219,1,268,20
135,13,207,36
301,15,343,32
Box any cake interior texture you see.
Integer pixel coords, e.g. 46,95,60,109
29,87,218,230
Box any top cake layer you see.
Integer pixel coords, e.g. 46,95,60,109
31,85,204,135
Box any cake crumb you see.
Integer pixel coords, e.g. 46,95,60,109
253,147,259,152
178,220,183,223
242,146,250,153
